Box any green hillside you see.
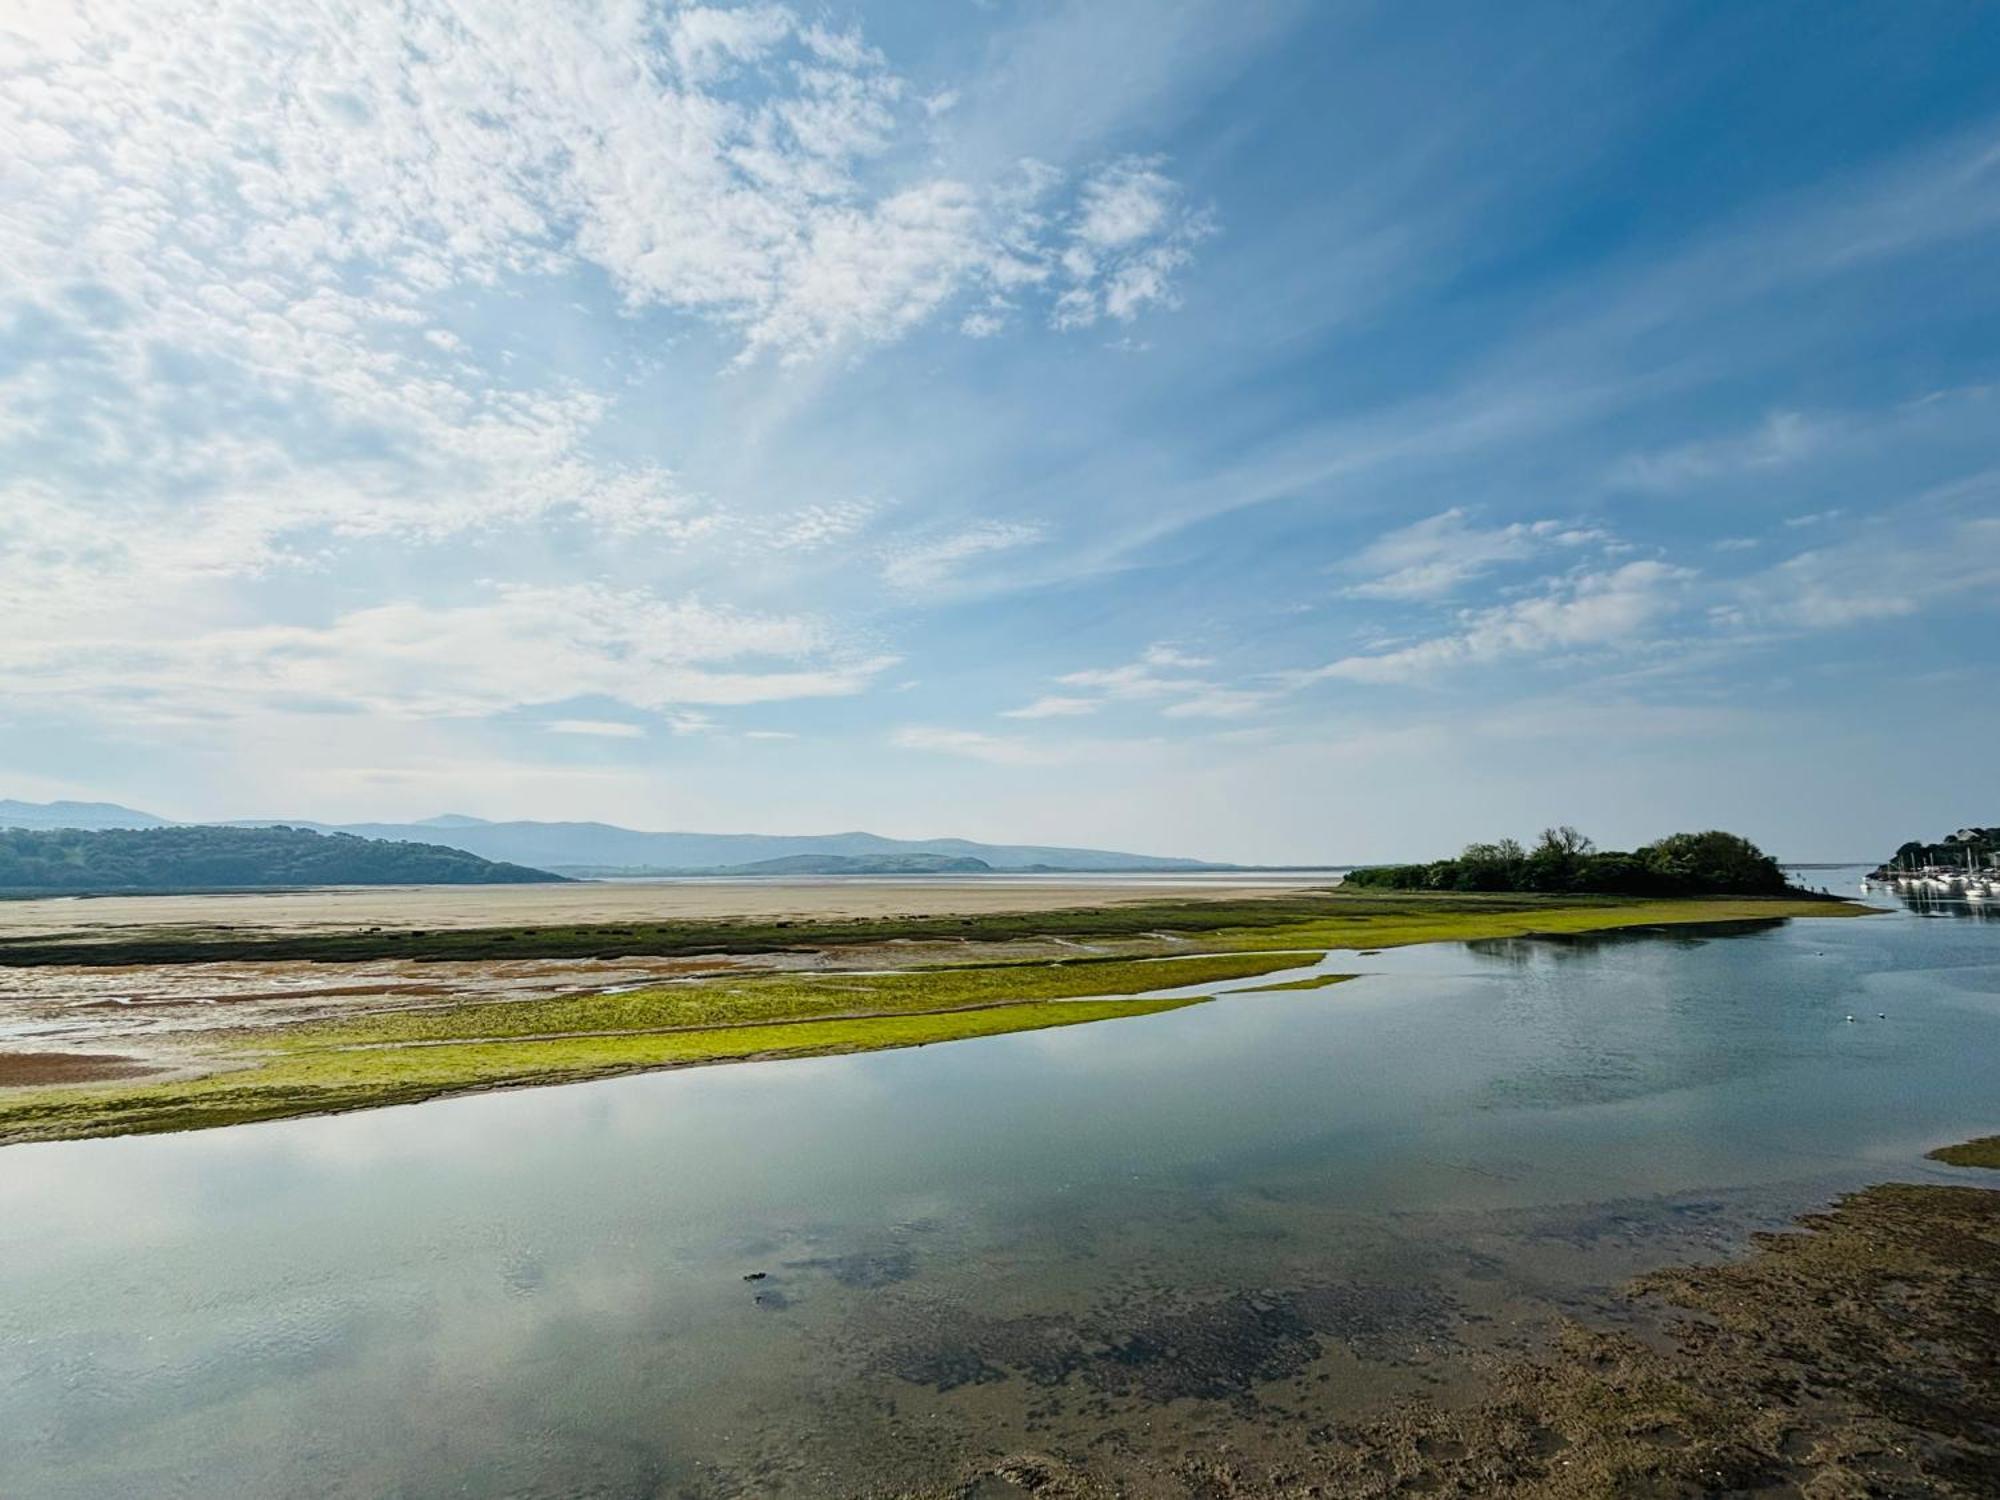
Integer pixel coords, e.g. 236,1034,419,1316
0,825,562,891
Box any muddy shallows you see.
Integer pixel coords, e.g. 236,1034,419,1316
889,1181,2000,1499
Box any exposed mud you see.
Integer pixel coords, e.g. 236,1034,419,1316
0,1050,163,1086
884,1181,2000,1499
0,933,1184,1083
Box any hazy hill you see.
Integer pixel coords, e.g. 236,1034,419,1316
227,816,1218,873
573,852,995,877
2,799,1220,873
0,826,563,891
0,799,173,831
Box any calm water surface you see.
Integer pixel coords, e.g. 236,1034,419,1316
4,875,1998,1496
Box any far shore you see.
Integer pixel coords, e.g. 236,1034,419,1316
0,872,1340,939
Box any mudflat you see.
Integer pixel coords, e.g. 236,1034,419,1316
0,873,1328,939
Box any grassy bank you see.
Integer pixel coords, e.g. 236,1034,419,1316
0,996,1207,1148
1228,973,1357,994
0,891,1866,1148
1199,894,1860,954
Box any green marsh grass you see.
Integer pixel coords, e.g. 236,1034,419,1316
0,996,1206,1147
271,952,1306,1050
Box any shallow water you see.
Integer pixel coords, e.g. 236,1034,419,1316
4,873,1999,1497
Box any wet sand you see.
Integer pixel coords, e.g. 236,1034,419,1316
0,874,1330,939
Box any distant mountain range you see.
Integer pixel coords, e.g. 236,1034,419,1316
0,799,175,831
0,801,1222,875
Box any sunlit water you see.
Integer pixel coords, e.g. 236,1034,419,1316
4,872,1999,1497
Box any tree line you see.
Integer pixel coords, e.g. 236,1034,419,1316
1344,827,1794,897
0,825,561,891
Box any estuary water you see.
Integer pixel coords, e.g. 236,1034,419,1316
4,875,1999,1497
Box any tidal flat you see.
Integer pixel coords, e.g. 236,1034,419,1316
0,884,1856,1146
6,881,1997,1500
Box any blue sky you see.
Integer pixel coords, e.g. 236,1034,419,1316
2,0,1997,862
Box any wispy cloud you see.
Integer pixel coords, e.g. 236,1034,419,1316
880,521,1044,590
891,726,1058,765
759,501,880,551
1308,561,1695,685
1608,411,1830,493
1034,643,1273,723
1001,695,1101,719
1342,509,1610,602
1141,644,1213,669
1160,688,1273,720
0,583,899,722
545,719,645,739
1716,508,2000,631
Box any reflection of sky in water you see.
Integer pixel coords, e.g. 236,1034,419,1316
4,876,1999,1497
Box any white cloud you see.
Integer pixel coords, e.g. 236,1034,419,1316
0,583,898,722
1001,695,1100,719
1310,560,1695,684
759,500,879,551
1073,158,1179,249
1343,508,1610,602
1049,156,1213,330
880,520,1044,590
1056,662,1198,698
1719,513,2000,631
744,729,798,740
0,0,1210,619
546,719,645,739
1031,643,1274,724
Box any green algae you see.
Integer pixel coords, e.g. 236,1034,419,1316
1930,1134,2000,1169
270,952,1304,1050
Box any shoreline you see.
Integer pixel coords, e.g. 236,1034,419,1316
0,891,1864,1149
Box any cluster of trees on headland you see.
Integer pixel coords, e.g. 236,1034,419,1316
0,825,562,891
1345,827,1795,897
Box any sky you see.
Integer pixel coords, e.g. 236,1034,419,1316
2,1,1998,863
